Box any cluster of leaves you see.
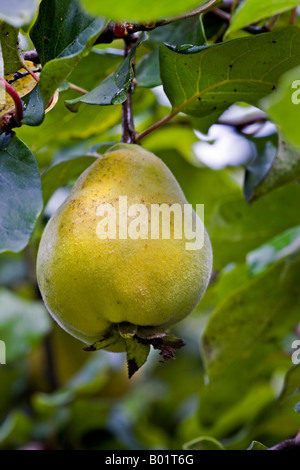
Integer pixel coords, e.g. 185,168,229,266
0,0,300,450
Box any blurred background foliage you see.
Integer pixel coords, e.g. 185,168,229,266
1,0,300,450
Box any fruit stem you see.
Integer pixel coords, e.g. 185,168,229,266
121,36,138,144
0,77,23,126
94,0,221,44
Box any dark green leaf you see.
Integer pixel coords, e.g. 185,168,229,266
125,336,150,378
83,328,125,352
0,133,43,253
136,49,161,88
149,15,207,47
22,85,45,126
136,16,207,88
0,0,39,28
246,137,300,201
0,21,23,74
30,0,106,104
244,137,278,203
65,33,147,111
160,27,300,118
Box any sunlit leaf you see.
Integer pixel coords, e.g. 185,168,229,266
80,0,208,22
228,0,300,35
160,27,300,119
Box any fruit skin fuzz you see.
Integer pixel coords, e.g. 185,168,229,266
37,144,212,374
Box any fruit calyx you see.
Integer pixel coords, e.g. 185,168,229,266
83,323,185,378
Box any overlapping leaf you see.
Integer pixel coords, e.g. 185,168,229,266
0,22,22,75
0,133,43,253
30,0,106,105
66,33,147,111
202,251,300,381
80,0,208,22
262,65,300,150
228,0,300,35
160,27,300,120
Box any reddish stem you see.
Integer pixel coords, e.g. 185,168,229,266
290,7,297,25
0,77,23,126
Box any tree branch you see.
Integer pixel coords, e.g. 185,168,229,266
212,7,269,34
121,36,138,144
135,110,178,142
95,0,221,44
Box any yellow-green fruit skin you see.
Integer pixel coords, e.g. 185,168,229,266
37,144,213,346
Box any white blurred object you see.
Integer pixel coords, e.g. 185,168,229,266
193,124,256,170
152,85,172,108
219,104,266,125
250,121,277,138
44,188,70,218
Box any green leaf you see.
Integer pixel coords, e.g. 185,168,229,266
22,85,45,126
0,133,43,253
202,251,300,382
209,182,300,269
136,16,207,88
160,27,300,119
262,65,300,150
183,436,224,450
80,0,208,22
244,136,278,203
65,32,147,111
33,355,109,414
0,21,23,74
246,137,300,201
125,336,150,378
16,89,121,156
136,49,161,88
228,0,300,36
0,0,39,28
83,328,125,352
30,0,106,105
0,289,51,362
247,440,268,450
68,49,123,90
247,225,300,275
279,364,300,404
0,411,32,448
42,155,97,205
